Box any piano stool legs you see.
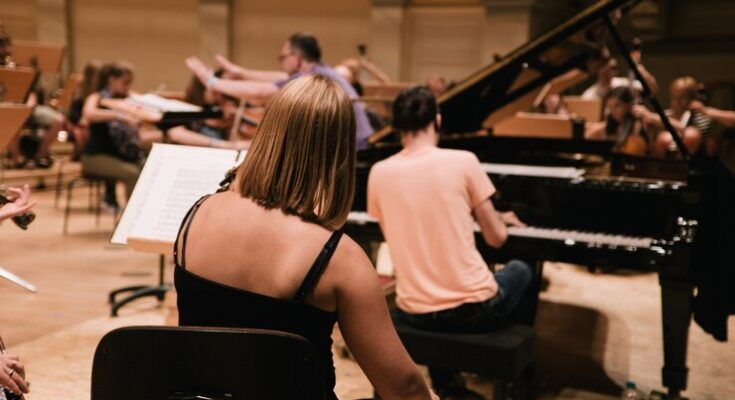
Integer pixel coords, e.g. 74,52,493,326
109,254,170,317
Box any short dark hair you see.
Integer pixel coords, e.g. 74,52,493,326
288,33,321,63
392,86,438,133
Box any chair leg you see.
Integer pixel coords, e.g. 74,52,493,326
54,159,65,208
95,180,102,226
63,178,78,235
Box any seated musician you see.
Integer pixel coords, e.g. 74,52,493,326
81,61,145,208
367,86,533,398
581,57,658,101
1,31,66,169
586,86,649,155
68,60,103,160
174,75,437,400
184,32,373,149
166,72,249,150
636,76,710,157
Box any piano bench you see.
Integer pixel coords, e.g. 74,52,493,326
392,314,535,400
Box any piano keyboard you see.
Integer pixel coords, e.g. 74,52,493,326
347,212,653,249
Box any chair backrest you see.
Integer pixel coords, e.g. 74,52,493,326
91,326,328,400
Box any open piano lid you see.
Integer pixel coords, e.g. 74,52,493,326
368,0,640,144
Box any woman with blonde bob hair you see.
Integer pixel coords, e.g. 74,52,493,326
174,74,436,400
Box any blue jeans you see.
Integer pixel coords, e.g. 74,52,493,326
396,259,535,392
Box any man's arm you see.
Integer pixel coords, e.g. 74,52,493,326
209,79,280,101
215,54,288,83
186,56,280,100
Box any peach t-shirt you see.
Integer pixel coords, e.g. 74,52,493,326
367,147,498,314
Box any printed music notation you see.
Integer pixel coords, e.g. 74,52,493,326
111,144,243,245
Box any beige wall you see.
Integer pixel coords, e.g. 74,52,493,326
232,0,371,73
72,0,200,91
3,0,735,98
0,0,39,41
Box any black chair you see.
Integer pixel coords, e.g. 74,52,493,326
91,326,328,400
62,172,119,234
391,315,535,400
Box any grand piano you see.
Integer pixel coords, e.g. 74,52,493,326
346,0,700,398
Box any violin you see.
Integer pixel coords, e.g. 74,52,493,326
0,186,36,230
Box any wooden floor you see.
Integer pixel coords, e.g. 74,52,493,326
1,189,734,399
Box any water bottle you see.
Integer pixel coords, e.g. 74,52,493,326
621,381,643,399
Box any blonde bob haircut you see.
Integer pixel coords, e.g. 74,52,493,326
237,74,356,230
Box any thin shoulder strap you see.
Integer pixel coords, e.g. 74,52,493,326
173,195,211,269
293,230,344,302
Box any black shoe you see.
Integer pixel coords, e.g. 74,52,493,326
34,156,53,169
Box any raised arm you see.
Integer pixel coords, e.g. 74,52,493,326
215,54,288,83
360,59,392,84
187,56,280,101
333,239,435,400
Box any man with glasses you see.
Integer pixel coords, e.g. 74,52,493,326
186,33,373,149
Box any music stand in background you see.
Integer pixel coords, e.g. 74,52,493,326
10,40,65,73
0,104,38,293
0,67,37,103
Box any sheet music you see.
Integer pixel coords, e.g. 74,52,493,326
481,163,584,179
128,93,202,113
111,144,239,245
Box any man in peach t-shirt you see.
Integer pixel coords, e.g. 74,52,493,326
367,86,533,398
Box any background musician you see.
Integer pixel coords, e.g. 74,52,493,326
636,76,710,157
81,61,145,208
1,30,66,170
173,75,436,400
581,57,658,101
184,32,373,149
586,86,649,155
166,71,249,150
367,86,532,398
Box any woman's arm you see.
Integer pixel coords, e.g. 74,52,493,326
691,100,735,127
82,92,122,123
333,239,435,400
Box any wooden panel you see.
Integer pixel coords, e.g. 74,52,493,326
71,0,199,91
0,104,32,150
11,40,65,73
232,0,371,72
403,6,485,83
0,67,36,103
493,112,573,139
0,0,38,41
564,96,602,122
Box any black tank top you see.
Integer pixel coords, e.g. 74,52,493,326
173,195,342,399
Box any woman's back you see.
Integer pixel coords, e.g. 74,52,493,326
174,191,343,398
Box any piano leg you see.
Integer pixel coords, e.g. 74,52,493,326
658,274,693,399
